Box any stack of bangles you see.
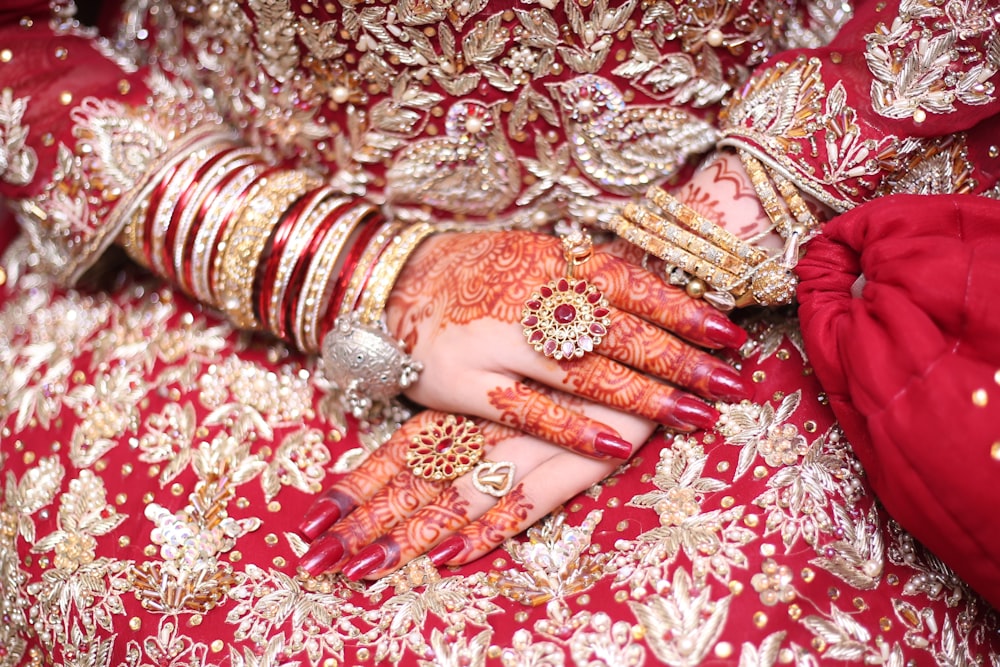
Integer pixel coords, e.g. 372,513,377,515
119,135,432,425
608,150,822,309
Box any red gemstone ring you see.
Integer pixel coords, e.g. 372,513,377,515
521,276,611,360
406,414,486,481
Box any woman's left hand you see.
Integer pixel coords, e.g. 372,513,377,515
297,394,656,580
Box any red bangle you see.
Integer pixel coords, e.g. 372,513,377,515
163,149,237,285
281,197,359,342
182,157,266,295
328,210,383,314
141,162,181,268
333,211,390,318
254,187,316,332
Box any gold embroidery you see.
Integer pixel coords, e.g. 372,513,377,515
865,0,999,120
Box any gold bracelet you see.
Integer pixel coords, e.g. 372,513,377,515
737,150,796,238
357,222,437,325
337,220,406,317
215,170,322,330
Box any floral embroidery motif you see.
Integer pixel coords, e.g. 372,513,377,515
865,0,1000,119
0,89,37,186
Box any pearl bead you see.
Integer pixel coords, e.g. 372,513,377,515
577,99,595,116
332,86,350,104
465,116,483,134
913,108,927,123
707,29,724,47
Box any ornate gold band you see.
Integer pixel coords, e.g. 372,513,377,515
357,222,437,325
215,170,323,330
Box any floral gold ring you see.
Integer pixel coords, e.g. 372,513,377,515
521,231,611,360
406,415,486,481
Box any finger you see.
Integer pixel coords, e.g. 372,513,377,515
428,452,617,568
300,415,525,575
298,469,447,576
516,302,750,403
340,436,562,580
586,253,746,349
297,411,444,540
473,377,637,460
597,310,750,402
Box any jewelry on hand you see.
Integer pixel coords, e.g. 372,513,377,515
612,186,797,309
406,415,486,481
521,230,611,360
471,459,516,498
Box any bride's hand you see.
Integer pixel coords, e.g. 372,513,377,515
384,231,748,460
298,398,655,579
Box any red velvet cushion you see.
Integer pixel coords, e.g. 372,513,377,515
797,193,1000,608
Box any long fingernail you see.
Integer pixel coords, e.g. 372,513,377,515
428,535,467,567
594,432,632,458
672,397,719,431
298,498,344,540
708,368,751,402
342,542,393,581
299,533,345,576
704,315,747,349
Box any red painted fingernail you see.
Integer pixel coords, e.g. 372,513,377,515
594,432,632,458
672,397,719,431
298,498,344,540
707,368,751,402
298,533,345,576
342,542,393,581
704,315,747,349
428,535,467,567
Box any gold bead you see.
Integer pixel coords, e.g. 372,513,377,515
0,49,12,62
685,278,707,298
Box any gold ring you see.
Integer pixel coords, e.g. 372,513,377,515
406,415,485,481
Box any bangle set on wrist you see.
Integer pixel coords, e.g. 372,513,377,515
610,151,822,309
118,135,436,426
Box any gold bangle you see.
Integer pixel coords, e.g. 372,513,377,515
609,214,746,293
771,170,819,233
215,170,322,330
357,222,437,325
623,202,751,277
737,150,795,238
645,185,768,265
338,220,406,317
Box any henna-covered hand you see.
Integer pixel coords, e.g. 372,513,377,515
297,402,630,580
384,230,749,459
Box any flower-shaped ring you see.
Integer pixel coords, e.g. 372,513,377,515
406,415,486,482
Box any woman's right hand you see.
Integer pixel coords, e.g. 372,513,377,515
384,230,750,460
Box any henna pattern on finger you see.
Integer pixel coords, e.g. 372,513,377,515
487,382,605,451
351,486,473,577
564,314,727,397
458,485,534,553
334,470,445,554
557,358,688,425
